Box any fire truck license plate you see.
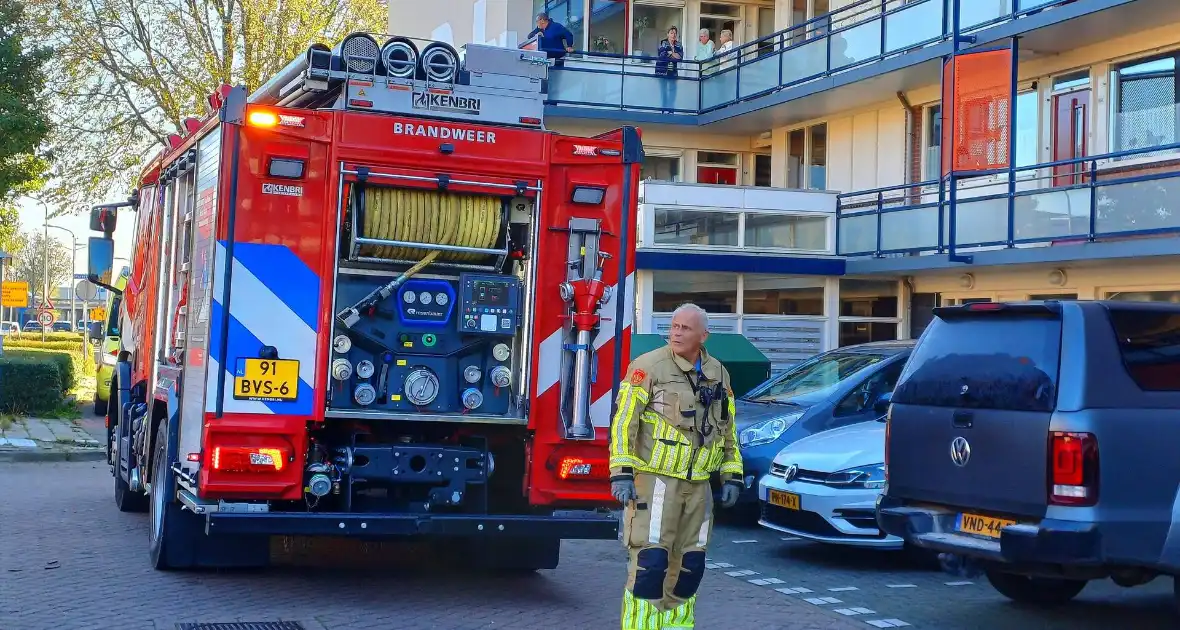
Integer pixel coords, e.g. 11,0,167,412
233,358,300,402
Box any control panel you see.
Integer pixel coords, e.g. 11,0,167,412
330,273,523,417
458,273,520,334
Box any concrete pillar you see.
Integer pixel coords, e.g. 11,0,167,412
823,276,841,351
770,128,789,188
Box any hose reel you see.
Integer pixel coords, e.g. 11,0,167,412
357,187,504,263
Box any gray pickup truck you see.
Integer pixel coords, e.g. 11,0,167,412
877,300,1180,609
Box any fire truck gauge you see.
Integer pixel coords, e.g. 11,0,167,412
492,343,511,362
402,291,416,304
419,291,433,305
435,292,449,306
356,360,375,379
333,334,352,354
405,368,440,406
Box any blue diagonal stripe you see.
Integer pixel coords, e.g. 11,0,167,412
211,298,315,416
227,241,321,331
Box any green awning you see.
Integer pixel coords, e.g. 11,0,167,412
630,333,771,398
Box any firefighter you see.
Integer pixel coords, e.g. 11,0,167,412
609,302,742,629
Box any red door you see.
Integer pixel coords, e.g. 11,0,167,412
1052,89,1090,186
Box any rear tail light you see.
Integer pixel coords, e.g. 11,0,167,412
557,456,609,481
1049,431,1098,506
211,446,289,473
966,302,1005,311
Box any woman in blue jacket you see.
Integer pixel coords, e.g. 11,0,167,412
656,26,684,112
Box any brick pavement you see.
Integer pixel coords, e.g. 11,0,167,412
0,416,104,462
0,461,863,630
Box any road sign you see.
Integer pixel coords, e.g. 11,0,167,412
75,279,99,301
91,306,106,321
37,310,55,327
1,282,29,308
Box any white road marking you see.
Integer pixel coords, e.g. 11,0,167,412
803,597,842,605
748,577,785,586
780,536,802,541
775,587,814,595
731,539,759,544
834,608,876,616
828,587,859,592
705,563,721,570
945,581,974,586
712,562,734,568
866,620,912,628
886,584,917,588
725,569,758,577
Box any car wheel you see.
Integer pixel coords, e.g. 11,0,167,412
986,570,1087,606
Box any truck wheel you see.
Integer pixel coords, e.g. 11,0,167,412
986,570,1087,606
149,422,198,570
112,403,147,513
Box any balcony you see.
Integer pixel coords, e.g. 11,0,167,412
836,143,1180,262
543,0,1179,130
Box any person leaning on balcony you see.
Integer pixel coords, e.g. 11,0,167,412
656,26,684,113
694,28,715,61
715,29,735,70
528,12,575,61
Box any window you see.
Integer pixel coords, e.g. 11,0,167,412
787,129,805,188
910,292,940,339
106,296,122,336
1106,290,1180,303
834,359,906,416
743,275,825,316
696,151,739,185
588,0,626,54
1111,53,1178,154
840,279,898,318
838,321,896,346
632,3,683,58
785,124,826,189
924,105,942,181
641,154,681,182
746,349,891,402
1107,306,1180,392
744,213,827,250
893,314,1062,412
651,270,737,313
652,208,739,246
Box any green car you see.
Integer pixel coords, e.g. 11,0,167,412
93,269,128,416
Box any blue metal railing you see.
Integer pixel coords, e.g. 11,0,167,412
835,142,1180,257
542,0,1077,115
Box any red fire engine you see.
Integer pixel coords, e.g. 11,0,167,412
85,32,641,570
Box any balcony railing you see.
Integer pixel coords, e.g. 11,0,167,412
543,0,1077,116
836,143,1180,257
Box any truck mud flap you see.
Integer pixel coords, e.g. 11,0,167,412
205,510,620,539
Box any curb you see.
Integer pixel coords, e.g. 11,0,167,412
0,448,106,463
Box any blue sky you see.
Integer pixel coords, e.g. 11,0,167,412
16,196,136,277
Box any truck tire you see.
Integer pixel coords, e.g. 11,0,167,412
112,402,147,513
986,570,1087,606
93,391,108,416
147,422,269,570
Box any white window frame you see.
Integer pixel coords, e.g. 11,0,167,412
647,203,832,254
835,278,904,347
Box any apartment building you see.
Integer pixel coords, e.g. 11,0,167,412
390,0,1180,367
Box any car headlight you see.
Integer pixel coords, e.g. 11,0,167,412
739,412,802,448
826,463,886,490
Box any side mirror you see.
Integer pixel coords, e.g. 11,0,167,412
90,206,117,233
87,236,119,293
88,321,104,342
873,391,893,416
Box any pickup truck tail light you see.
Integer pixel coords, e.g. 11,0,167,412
1049,431,1098,506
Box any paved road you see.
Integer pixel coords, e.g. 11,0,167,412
0,461,856,630
3,461,1178,629
707,510,1179,629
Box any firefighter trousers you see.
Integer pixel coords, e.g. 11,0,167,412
620,472,715,630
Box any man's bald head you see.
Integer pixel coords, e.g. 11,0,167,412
669,303,709,362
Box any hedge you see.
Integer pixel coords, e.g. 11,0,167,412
3,339,83,352
7,332,84,343
0,357,64,414
3,349,78,392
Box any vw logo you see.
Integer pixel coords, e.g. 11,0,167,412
950,437,971,467
783,464,798,482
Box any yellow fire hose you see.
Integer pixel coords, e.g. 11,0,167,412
337,187,504,328
360,188,502,263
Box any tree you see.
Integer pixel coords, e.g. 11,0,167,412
0,0,52,206
0,203,23,255
25,0,387,210
11,231,70,300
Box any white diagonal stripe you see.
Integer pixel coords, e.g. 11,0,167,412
589,390,613,428
536,272,632,397
216,242,318,387
536,328,563,396
205,356,274,414
592,271,635,350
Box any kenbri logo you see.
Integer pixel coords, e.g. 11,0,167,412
394,122,496,144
